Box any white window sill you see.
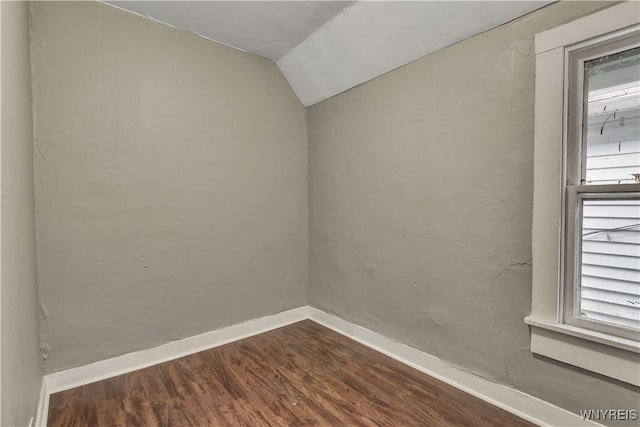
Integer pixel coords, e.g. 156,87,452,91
525,316,640,387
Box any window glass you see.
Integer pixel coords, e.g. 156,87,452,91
579,197,640,331
583,47,640,185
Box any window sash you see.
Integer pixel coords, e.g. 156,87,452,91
563,29,640,341
565,30,640,187
564,185,640,341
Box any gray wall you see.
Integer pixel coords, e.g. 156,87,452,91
32,1,308,373
1,1,42,425
22,0,639,422
308,0,639,423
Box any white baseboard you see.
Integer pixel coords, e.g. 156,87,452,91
36,306,308,426
34,377,48,427
35,305,601,427
307,307,603,427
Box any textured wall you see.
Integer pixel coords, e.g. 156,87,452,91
1,1,42,425
308,1,639,423
32,1,308,373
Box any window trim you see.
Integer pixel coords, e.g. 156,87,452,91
525,2,640,387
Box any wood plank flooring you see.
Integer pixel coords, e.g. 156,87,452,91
48,320,536,426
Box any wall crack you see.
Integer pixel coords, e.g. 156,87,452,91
490,260,532,385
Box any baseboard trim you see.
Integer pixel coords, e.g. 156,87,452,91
34,377,48,427
35,305,601,427
36,306,308,426
307,307,603,427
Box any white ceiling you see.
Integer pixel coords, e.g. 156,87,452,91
105,1,355,60
103,1,553,106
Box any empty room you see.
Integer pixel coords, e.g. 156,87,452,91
2,0,639,426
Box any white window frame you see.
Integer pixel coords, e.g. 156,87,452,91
525,2,640,387
564,34,640,341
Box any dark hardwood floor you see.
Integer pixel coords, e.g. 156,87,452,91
48,320,536,426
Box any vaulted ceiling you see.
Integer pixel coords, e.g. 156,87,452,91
103,1,553,106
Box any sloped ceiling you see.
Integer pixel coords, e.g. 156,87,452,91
105,1,355,60
103,1,553,106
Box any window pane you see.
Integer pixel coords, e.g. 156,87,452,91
579,198,640,330
583,47,640,185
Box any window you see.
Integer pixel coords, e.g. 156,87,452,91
526,2,640,386
565,42,640,341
